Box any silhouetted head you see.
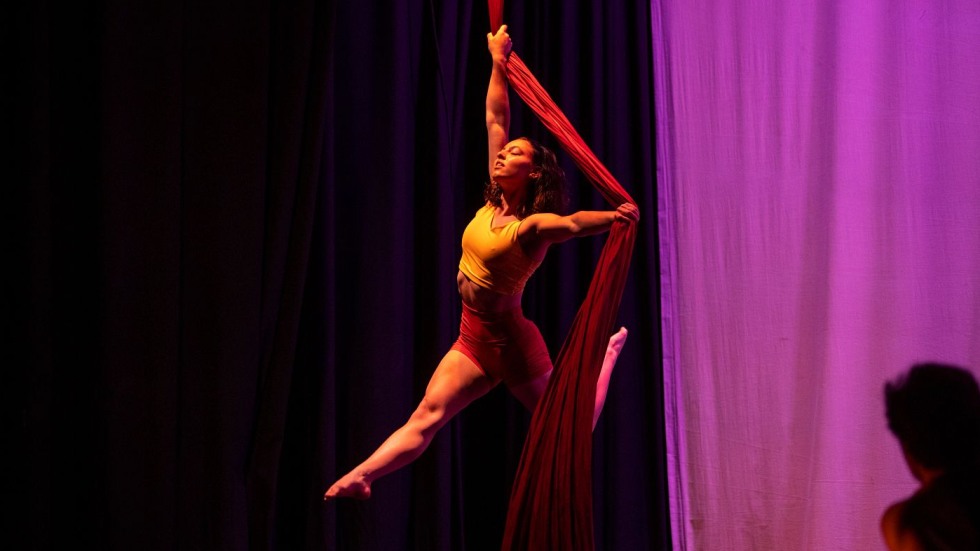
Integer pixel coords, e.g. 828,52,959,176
885,363,980,476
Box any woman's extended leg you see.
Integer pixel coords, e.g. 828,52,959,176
592,327,627,427
508,327,628,430
324,350,496,500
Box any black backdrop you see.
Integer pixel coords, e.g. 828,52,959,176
9,0,668,549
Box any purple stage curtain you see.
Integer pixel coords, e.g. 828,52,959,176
654,1,980,549
488,2,639,550
12,0,663,548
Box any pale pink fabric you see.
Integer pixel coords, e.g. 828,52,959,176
654,1,980,549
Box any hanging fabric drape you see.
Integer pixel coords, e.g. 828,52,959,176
487,3,639,550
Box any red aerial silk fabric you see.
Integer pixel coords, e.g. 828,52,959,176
488,3,639,550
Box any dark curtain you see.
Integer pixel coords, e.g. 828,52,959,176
9,0,666,549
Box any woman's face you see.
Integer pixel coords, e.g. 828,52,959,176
492,139,536,190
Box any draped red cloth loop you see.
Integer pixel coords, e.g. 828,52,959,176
489,3,638,550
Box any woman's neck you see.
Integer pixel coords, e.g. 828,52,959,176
499,188,526,217
905,449,944,488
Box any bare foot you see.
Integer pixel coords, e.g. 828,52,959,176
606,327,628,360
323,471,372,501
593,327,628,429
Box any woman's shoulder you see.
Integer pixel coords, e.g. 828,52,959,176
516,211,561,228
881,499,906,535
466,203,493,220
881,499,917,551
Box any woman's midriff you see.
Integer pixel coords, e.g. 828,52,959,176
456,270,522,312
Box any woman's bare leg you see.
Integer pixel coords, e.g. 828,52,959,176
592,327,627,427
508,327,628,430
324,350,496,500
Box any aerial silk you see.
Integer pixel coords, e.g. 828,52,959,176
487,3,639,550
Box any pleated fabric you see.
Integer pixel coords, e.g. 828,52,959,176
488,3,639,549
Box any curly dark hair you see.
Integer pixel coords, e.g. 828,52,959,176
484,137,568,218
885,363,980,474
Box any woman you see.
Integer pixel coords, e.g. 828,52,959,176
324,25,638,501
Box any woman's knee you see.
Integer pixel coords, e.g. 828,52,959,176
410,396,448,434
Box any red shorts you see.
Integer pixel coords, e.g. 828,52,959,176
450,302,553,387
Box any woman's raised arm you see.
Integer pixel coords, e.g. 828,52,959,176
486,25,512,178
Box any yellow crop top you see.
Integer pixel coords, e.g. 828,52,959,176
458,204,542,295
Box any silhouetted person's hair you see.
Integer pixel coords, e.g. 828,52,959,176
885,362,980,474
